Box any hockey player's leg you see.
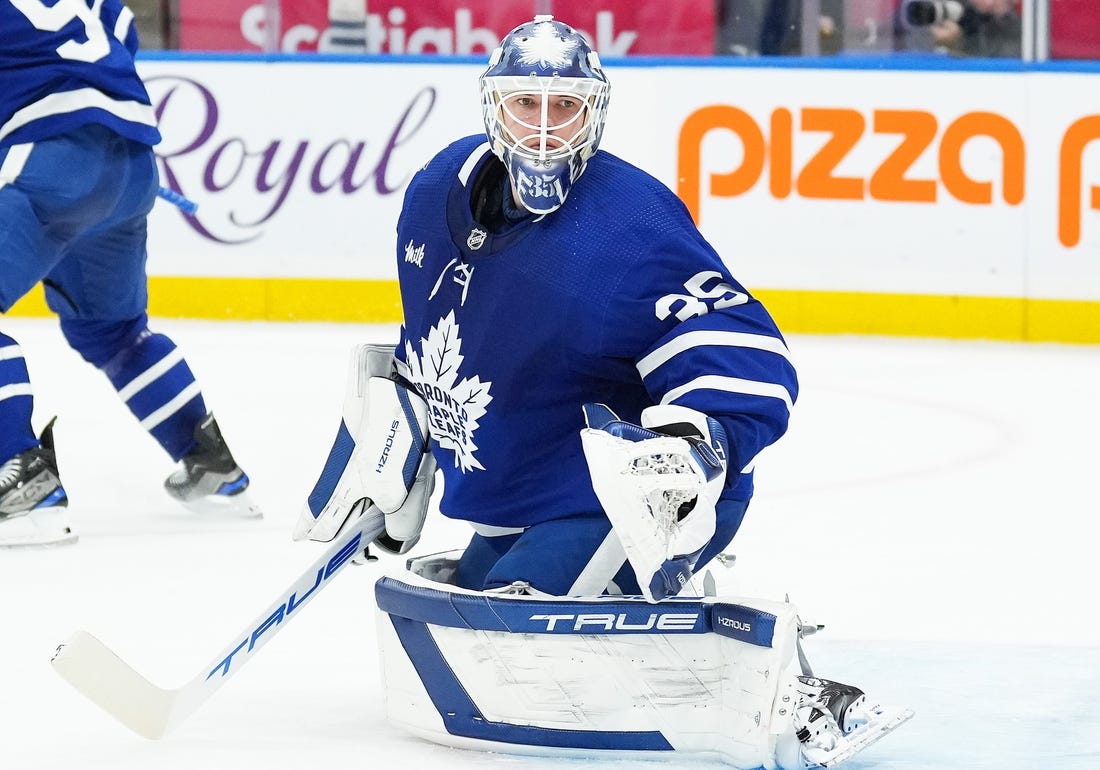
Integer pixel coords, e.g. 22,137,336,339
0,416,75,548
0,138,88,545
453,531,519,589
0,331,39,468
465,513,637,596
0,138,69,313
0,332,74,547
45,135,257,517
162,412,260,517
57,315,259,518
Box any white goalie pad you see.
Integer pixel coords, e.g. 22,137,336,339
373,555,802,770
295,344,432,543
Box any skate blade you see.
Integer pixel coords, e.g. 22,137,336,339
0,506,79,548
821,705,914,767
176,489,263,519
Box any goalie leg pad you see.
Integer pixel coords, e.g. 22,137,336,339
374,566,803,770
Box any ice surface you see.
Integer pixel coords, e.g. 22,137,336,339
2,317,1098,769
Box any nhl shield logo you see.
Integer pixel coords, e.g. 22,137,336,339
467,228,488,250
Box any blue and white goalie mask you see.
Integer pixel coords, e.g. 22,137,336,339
479,15,611,215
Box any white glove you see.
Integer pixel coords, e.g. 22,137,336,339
638,403,728,555
580,403,728,602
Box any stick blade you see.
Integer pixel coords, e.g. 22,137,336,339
51,630,176,739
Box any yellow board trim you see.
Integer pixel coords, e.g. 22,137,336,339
754,289,1100,344
6,277,1099,344
6,277,404,323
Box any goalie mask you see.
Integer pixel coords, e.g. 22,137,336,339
479,15,611,215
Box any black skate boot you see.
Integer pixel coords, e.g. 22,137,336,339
797,676,869,736
0,417,76,546
164,414,261,518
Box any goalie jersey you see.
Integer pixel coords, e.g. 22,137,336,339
0,0,159,149
395,135,798,530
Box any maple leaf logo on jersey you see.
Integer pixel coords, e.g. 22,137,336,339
404,311,493,472
516,22,578,68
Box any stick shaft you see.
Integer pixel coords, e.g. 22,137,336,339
51,509,384,738
157,186,198,215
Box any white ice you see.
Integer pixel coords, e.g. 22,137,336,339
2,317,1098,770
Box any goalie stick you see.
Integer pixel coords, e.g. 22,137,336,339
50,503,385,739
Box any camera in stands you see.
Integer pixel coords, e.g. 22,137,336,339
904,0,968,26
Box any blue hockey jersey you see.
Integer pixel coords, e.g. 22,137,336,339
395,136,798,529
0,0,159,148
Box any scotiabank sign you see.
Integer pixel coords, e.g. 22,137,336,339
179,0,715,55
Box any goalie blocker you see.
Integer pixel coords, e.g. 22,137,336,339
374,554,913,769
295,343,435,554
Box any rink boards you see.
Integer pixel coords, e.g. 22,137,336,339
10,55,1100,343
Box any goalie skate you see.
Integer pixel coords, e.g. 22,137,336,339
789,676,914,768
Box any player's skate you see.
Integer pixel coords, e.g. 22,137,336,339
164,414,261,518
0,418,77,547
782,676,914,768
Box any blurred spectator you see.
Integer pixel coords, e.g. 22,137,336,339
761,0,843,55
85,1,1095,62
898,0,1022,58
716,0,766,55
126,0,172,49
955,0,1021,57
760,0,798,54
717,0,843,56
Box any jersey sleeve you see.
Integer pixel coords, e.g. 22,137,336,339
599,193,798,488
0,0,157,147
102,0,141,57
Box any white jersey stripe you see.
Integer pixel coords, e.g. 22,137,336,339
458,142,492,186
0,383,33,403
661,375,794,412
0,343,26,361
0,87,156,145
637,330,793,379
0,142,33,192
140,381,201,431
117,348,186,402
469,521,526,537
113,6,135,42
